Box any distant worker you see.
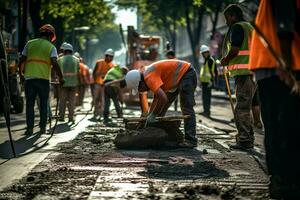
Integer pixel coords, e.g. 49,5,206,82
58,43,80,123
199,45,215,117
103,65,128,124
18,24,63,134
74,52,90,107
249,0,300,198
92,48,114,119
220,4,255,150
125,59,198,148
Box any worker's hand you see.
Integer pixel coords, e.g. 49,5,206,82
145,112,157,127
220,57,229,66
141,112,148,117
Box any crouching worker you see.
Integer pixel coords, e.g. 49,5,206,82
124,59,198,148
103,65,128,124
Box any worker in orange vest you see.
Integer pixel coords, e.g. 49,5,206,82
92,49,115,119
249,0,300,199
18,24,63,134
125,59,197,148
74,52,90,107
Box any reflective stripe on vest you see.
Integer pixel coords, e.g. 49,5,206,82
226,22,253,76
200,57,215,83
24,38,54,80
58,55,79,87
173,62,183,88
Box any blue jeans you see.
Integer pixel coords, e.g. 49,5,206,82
25,79,49,129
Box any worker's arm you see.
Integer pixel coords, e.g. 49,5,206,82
51,57,63,84
149,88,168,116
208,58,215,80
18,55,26,83
221,25,244,66
271,0,295,69
92,63,98,80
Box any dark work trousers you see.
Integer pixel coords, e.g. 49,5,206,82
258,76,300,188
201,82,212,115
103,84,122,120
25,79,50,129
59,87,77,120
234,75,255,146
160,67,197,144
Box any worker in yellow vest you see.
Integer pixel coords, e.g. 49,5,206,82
103,65,128,124
18,24,63,135
58,43,80,123
220,4,256,150
199,45,215,117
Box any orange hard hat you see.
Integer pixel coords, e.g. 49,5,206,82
39,24,56,42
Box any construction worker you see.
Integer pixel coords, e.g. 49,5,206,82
103,65,128,124
92,48,114,119
18,24,63,134
249,0,300,198
125,59,197,148
57,43,80,123
74,52,90,107
199,45,215,117
220,4,255,150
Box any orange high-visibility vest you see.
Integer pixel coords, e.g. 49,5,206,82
249,0,300,70
93,59,114,85
143,59,191,93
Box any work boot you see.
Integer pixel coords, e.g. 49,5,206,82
229,143,253,151
25,128,33,135
58,117,65,122
40,127,46,134
68,118,75,124
178,140,197,148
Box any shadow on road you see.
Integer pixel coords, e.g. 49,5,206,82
0,131,44,159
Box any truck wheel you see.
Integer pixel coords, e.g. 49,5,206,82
13,96,24,114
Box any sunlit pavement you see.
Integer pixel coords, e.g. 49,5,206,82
0,90,268,199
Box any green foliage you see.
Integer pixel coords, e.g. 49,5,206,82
41,0,115,30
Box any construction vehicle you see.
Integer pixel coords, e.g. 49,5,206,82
126,26,161,71
122,26,161,108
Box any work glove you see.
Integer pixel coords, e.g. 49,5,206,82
144,112,157,127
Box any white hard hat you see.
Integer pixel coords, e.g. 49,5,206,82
200,45,210,53
105,48,114,56
125,70,141,95
60,42,67,50
64,43,73,52
74,52,80,58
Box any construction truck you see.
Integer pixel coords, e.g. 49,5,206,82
126,26,161,70
123,26,161,108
